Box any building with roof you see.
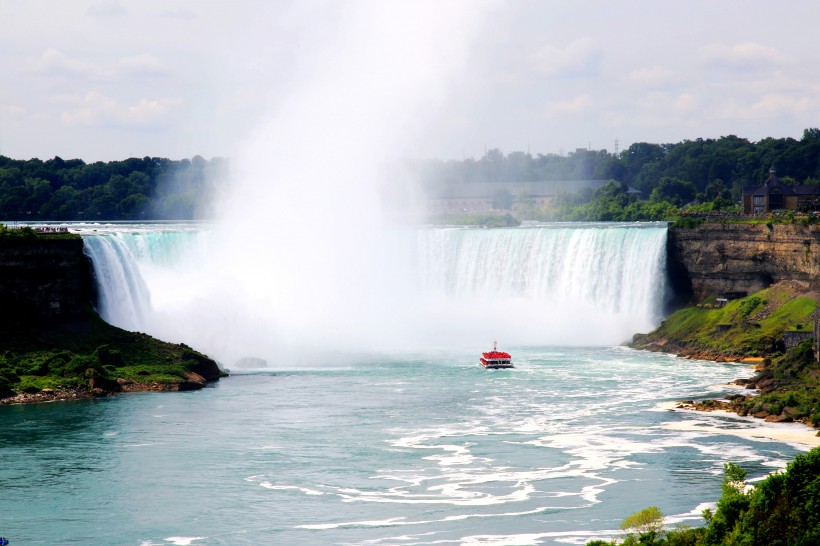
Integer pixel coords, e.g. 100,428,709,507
742,167,820,214
427,180,636,214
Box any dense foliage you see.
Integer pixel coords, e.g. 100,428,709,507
5,130,820,223
0,154,226,221
0,310,223,397
588,449,820,545
416,129,820,222
520,179,685,222
418,129,820,199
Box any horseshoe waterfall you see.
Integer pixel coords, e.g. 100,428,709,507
80,222,668,367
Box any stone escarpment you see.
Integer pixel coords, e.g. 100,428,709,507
0,235,92,325
668,223,820,301
0,232,224,402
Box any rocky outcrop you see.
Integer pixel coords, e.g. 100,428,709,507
669,223,820,300
0,235,92,325
0,233,226,402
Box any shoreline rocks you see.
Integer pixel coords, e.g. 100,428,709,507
0,375,212,406
659,350,819,431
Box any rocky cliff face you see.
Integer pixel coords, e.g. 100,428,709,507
668,223,820,300
0,236,92,325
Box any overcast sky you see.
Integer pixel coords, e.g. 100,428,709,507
2,0,820,162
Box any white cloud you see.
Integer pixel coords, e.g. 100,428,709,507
532,38,602,77
674,93,697,112
699,42,785,71
32,48,102,78
119,54,170,78
0,103,27,118
616,91,703,129
733,94,818,120
4,1,820,161
159,8,197,20
628,65,680,88
86,0,126,17
124,97,184,125
548,94,593,114
60,92,183,128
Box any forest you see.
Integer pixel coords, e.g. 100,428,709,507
0,155,226,221
417,128,820,195
2,129,820,221
415,128,820,222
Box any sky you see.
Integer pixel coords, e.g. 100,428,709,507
2,0,820,162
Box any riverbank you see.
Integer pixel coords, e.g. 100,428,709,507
0,374,216,405
656,401,820,448
0,310,226,403
633,281,820,431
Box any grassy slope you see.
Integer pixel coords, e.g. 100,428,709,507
0,310,224,398
634,282,817,358
633,282,820,426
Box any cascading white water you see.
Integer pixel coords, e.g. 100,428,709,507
68,4,676,368
80,222,668,366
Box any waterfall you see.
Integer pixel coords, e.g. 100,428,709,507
81,222,668,364
413,224,666,315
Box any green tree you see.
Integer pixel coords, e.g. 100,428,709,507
703,462,750,544
621,505,665,536
117,194,150,219
650,177,696,207
730,449,820,545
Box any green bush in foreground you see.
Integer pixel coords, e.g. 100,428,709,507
588,448,820,545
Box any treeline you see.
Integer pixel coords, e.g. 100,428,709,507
419,129,820,198
7,129,820,222
417,129,820,221
0,155,227,221
411,129,820,221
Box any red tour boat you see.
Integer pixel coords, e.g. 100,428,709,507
480,341,514,369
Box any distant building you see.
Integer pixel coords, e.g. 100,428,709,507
428,180,614,214
742,167,820,214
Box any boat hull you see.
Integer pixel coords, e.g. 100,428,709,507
480,358,514,369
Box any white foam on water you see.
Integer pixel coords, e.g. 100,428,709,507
298,517,412,530
297,503,576,531
661,413,820,449
164,538,206,546
456,528,619,546
355,531,442,544
259,482,326,496
665,501,715,525
332,482,535,506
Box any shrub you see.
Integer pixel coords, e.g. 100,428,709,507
739,296,764,319
95,345,124,367
621,505,664,538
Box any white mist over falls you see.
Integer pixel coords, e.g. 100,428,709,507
81,224,668,367
78,2,669,367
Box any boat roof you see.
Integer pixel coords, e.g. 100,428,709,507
482,351,511,359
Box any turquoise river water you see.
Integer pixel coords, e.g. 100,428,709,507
1,222,813,545
0,346,810,545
